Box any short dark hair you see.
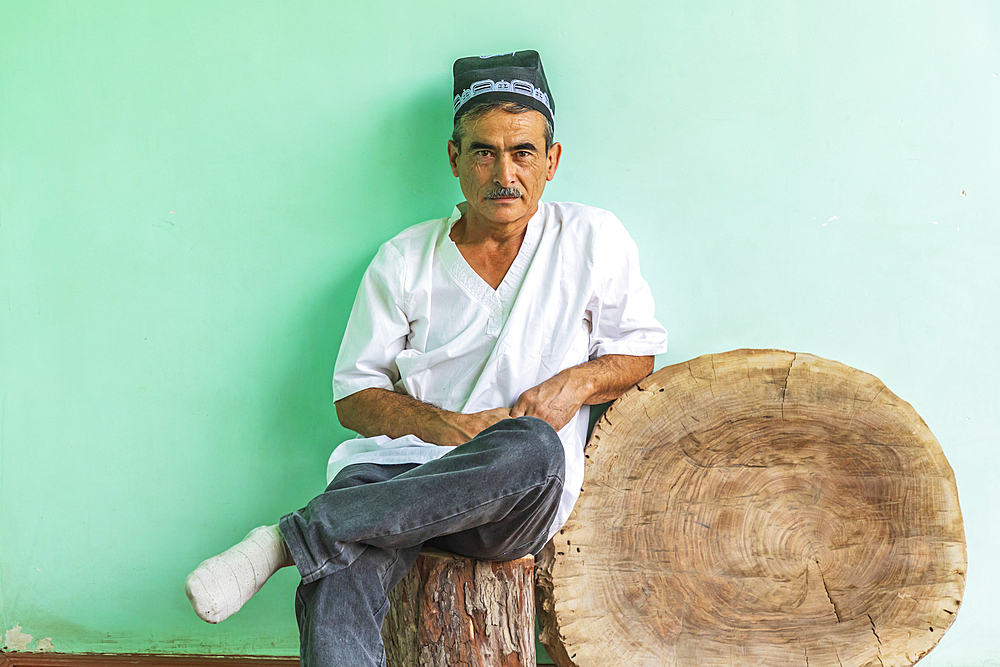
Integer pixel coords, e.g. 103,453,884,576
452,101,555,154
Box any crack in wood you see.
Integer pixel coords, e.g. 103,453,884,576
780,354,795,420
865,614,885,667
867,614,882,645
868,613,885,666
820,570,842,623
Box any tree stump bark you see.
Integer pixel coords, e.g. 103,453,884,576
383,548,536,667
536,349,966,667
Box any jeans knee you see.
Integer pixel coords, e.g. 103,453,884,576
508,416,565,481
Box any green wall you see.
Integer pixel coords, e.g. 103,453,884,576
1,1,997,664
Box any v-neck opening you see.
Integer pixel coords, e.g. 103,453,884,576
443,203,543,306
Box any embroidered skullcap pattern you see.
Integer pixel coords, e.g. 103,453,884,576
453,50,555,126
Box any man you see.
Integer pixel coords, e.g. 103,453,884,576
185,50,668,666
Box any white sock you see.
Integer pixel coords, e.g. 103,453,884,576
185,524,293,623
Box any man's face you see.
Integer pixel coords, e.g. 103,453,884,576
447,108,561,229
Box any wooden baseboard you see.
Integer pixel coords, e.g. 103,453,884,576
0,654,297,666
0,650,552,666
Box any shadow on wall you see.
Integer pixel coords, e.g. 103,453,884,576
262,83,457,508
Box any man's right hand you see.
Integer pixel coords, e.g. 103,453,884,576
429,407,512,447
335,388,511,448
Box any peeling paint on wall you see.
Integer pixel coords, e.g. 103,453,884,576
4,625,33,651
3,625,55,652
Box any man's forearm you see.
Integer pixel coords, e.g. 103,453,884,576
568,353,655,404
335,388,510,447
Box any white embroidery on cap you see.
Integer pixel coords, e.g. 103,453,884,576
454,79,553,117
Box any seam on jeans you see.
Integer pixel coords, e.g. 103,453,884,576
379,551,400,588
374,597,390,620
366,472,565,542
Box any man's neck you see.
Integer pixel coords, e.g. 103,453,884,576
450,204,538,290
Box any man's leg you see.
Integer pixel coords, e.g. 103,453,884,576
187,416,564,663
185,461,417,625
295,543,420,667
287,417,564,667
293,463,422,667
280,416,565,584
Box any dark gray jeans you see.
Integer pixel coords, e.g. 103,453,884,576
278,416,565,667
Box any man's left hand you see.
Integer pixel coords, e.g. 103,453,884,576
510,368,590,433
510,354,655,433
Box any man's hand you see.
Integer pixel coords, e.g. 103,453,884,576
511,354,654,433
510,368,589,433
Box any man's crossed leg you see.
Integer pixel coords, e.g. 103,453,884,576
186,416,564,666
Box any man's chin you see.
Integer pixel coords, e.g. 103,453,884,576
466,197,538,227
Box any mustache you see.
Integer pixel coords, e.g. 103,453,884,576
486,187,522,199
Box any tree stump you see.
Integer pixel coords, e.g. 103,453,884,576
383,548,536,667
536,349,966,667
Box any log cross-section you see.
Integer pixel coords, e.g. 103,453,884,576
383,548,535,667
536,349,966,667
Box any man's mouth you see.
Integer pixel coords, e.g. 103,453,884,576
486,187,522,200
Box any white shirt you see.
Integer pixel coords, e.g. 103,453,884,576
330,201,668,539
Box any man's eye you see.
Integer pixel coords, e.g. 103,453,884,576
476,150,492,157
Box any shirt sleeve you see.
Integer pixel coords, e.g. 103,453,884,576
333,243,411,402
587,211,669,359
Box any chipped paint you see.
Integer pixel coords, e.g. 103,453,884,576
4,624,33,651
3,625,55,652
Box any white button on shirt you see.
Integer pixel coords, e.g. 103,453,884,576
330,201,668,539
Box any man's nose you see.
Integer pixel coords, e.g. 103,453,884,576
493,153,516,185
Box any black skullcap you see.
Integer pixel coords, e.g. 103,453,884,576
453,50,555,126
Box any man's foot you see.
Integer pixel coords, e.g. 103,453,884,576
185,524,293,623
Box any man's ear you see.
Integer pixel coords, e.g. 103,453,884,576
546,142,562,181
447,139,461,177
